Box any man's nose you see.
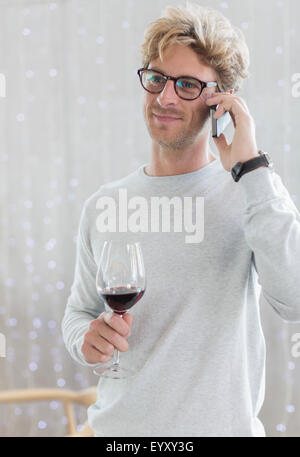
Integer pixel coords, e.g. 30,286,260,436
157,80,179,105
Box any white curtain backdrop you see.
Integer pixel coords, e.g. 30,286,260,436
0,0,299,437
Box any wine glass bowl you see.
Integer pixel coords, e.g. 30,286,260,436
99,286,145,316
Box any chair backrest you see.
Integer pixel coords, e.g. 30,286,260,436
0,387,97,436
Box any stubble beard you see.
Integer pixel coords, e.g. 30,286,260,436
146,109,211,151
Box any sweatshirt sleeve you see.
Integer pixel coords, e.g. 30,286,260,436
239,166,300,323
61,199,105,367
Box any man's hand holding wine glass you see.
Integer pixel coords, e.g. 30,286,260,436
81,240,146,379
81,311,133,365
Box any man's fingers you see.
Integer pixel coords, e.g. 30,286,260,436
85,332,115,356
81,342,112,365
122,313,133,333
90,316,129,352
103,312,133,338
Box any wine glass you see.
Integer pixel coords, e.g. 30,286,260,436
93,240,146,379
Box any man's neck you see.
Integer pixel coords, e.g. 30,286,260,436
145,151,216,177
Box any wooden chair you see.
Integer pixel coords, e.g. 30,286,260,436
0,386,97,437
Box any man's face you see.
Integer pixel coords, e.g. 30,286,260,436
142,44,218,151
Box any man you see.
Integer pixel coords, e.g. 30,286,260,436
62,3,300,437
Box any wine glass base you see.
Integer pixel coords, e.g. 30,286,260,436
93,364,136,379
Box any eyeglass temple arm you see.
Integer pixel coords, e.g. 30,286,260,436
206,82,218,88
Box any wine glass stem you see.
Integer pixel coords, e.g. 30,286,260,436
113,350,120,369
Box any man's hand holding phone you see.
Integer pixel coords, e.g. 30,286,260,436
207,91,259,172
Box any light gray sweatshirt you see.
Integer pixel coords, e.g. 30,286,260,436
61,158,300,437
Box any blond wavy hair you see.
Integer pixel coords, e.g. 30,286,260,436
140,2,250,93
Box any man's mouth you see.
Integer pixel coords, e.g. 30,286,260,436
153,113,182,123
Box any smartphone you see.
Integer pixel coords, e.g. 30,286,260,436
210,105,232,138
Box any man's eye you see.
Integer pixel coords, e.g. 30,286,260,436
146,74,163,83
151,76,163,83
177,80,196,89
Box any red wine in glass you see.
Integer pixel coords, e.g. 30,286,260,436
100,286,145,316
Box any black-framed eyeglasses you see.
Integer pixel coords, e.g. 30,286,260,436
137,67,218,101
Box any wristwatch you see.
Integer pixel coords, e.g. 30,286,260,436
231,151,274,183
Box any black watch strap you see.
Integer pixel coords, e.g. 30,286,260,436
231,151,273,183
